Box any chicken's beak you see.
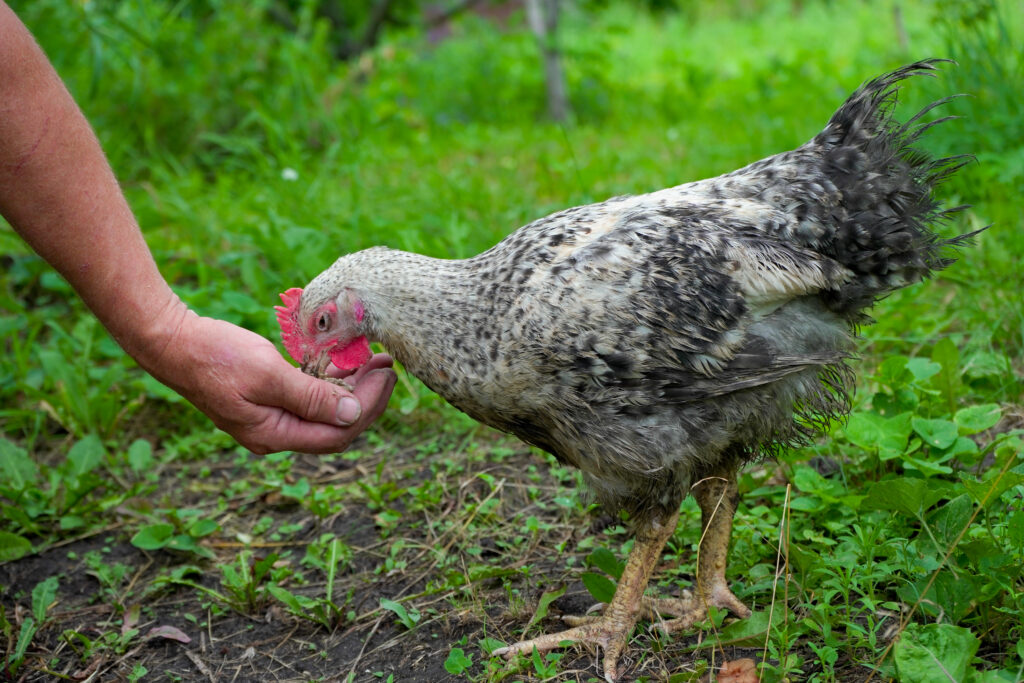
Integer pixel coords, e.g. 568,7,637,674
300,349,332,379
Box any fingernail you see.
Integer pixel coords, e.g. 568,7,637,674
336,397,361,425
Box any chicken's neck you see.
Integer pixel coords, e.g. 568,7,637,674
345,248,482,390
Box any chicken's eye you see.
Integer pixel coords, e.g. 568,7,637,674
315,312,331,332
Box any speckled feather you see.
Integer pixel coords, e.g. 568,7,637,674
294,60,972,523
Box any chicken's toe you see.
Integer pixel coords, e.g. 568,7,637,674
323,376,355,391
493,614,634,682
649,583,751,635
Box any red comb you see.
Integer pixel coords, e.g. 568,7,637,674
274,287,304,362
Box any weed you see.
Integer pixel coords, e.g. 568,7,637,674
1,577,58,678
130,511,219,559
379,597,421,631
271,536,351,628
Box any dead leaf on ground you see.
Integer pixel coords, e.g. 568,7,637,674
714,657,758,683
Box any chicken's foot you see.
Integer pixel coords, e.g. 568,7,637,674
493,511,679,683
323,376,354,392
650,472,751,635
576,472,750,636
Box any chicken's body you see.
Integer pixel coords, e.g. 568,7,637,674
277,61,972,681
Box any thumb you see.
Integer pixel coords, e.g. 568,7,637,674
276,365,362,426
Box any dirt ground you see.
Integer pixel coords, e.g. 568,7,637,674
0,428,799,683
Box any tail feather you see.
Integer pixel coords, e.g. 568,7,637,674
810,58,978,316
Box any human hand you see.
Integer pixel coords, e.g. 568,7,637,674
145,308,396,454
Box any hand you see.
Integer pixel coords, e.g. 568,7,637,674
146,309,396,455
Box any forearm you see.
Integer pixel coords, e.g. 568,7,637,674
0,2,183,369
0,3,396,453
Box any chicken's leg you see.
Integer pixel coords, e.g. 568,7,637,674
493,511,679,683
642,471,752,634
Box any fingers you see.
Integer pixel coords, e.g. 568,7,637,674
253,367,396,455
273,360,364,427
352,366,396,424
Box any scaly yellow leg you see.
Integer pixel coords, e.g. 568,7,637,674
494,511,679,683
646,471,751,634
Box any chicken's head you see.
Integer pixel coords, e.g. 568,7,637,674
274,285,372,378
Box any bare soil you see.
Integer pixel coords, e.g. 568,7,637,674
1,426,792,683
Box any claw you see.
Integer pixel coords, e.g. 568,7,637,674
493,617,630,681
647,584,751,636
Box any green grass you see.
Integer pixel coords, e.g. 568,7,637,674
1,0,1022,680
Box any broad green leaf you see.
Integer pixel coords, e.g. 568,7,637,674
166,534,214,558
960,467,1024,508
380,597,419,629
963,351,1011,379
127,439,153,473
930,338,962,411
862,478,945,517
0,531,33,562
876,355,910,387
443,647,473,675
280,478,311,499
788,495,822,511
66,435,104,480
925,572,982,622
966,669,1021,682
31,577,59,622
268,584,306,613
954,404,1001,435
945,436,980,460
581,572,616,604
689,610,784,649
586,547,623,580
478,637,505,655
792,465,846,501
912,418,959,450
958,539,1012,569
873,387,918,416
130,523,175,550
927,494,973,548
1007,510,1024,549
0,438,39,491
523,584,566,635
792,465,827,493
905,358,942,383
188,519,219,538
894,622,979,683
843,412,912,460
60,515,85,531
13,617,37,664
901,454,954,477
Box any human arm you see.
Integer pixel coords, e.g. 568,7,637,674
0,2,396,454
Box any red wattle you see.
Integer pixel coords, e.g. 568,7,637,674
329,336,372,371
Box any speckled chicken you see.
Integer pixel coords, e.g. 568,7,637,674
276,61,973,681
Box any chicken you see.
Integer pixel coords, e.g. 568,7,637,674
275,60,973,681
